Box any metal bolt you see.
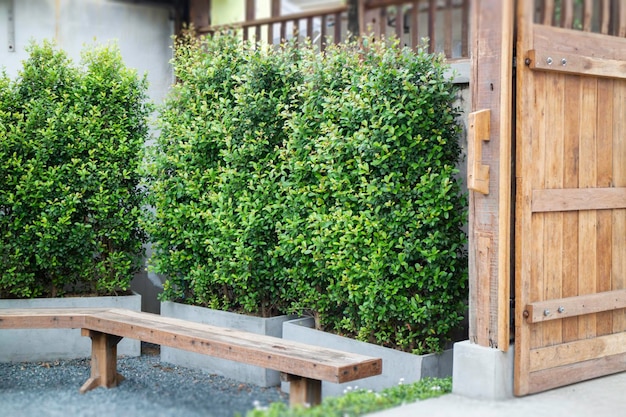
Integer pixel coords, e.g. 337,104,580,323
558,306,565,313
561,58,567,66
547,57,553,65
525,58,531,66
544,309,551,316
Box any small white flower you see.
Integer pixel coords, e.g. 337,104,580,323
431,385,441,391
398,378,405,385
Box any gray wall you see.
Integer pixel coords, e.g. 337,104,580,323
0,0,174,104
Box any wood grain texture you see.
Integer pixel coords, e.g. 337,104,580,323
532,188,626,212
526,289,626,323
469,0,513,352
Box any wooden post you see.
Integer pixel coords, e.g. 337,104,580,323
189,0,211,30
79,329,124,393
468,0,514,351
281,373,322,407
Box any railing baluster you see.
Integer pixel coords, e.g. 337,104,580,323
379,7,387,39
444,0,452,57
601,0,610,34
334,12,342,44
411,0,419,50
428,0,436,53
307,16,313,40
583,0,593,31
321,14,328,50
396,4,404,41
620,0,626,37
280,21,286,42
461,0,469,57
563,0,574,29
543,0,554,26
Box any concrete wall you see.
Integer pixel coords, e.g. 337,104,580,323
0,0,174,105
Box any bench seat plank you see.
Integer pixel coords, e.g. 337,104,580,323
84,309,381,384
0,308,107,329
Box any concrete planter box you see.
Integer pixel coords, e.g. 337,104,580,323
160,301,296,387
282,317,453,398
0,293,141,362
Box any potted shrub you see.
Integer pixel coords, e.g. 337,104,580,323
0,40,150,360
144,33,300,386
145,33,467,389
277,39,466,396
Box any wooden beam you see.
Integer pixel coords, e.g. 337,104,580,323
528,49,626,80
529,331,626,372
282,373,322,407
468,0,514,351
79,329,124,393
525,289,626,323
189,0,211,30
532,187,626,212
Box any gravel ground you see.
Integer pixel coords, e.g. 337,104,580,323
0,344,288,417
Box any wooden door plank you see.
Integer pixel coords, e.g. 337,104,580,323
530,69,547,351
577,76,598,340
542,73,565,347
530,331,626,371
514,0,536,396
561,74,580,344
533,24,626,61
532,187,626,212
528,351,626,394
529,49,626,80
526,289,626,323
596,78,614,337
612,80,626,333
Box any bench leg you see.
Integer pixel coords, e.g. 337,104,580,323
79,329,125,394
281,373,322,408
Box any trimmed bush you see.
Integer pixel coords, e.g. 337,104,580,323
146,33,466,352
278,41,467,353
145,33,301,316
0,40,150,298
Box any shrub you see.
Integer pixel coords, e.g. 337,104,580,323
147,33,466,351
278,40,467,353
245,377,452,417
0,40,150,298
145,33,301,316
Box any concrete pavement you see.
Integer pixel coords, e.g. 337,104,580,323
368,371,626,417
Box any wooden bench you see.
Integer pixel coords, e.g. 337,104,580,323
0,308,382,407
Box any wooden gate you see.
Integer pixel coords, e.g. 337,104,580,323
515,0,626,396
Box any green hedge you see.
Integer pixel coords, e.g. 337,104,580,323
145,33,302,316
0,41,151,298
146,33,467,352
278,41,467,353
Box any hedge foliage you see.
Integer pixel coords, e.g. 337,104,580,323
145,33,467,353
0,41,151,298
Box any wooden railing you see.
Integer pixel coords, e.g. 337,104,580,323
198,0,470,59
363,0,469,58
534,0,626,37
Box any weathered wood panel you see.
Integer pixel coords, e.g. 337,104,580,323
516,0,626,396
